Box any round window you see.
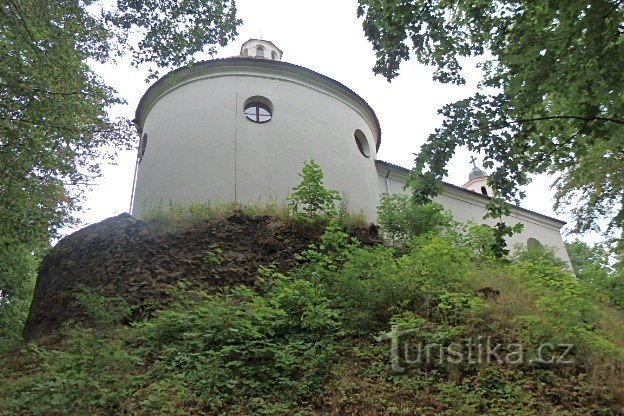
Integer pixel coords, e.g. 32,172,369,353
244,102,272,123
354,129,370,158
138,133,148,162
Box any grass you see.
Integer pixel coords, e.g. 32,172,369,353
137,200,369,229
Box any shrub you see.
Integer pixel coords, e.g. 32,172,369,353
287,159,342,219
296,222,478,333
3,195,624,414
1,325,138,415
74,285,132,325
376,193,452,244
131,279,341,413
202,243,223,266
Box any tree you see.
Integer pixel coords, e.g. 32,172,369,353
0,0,240,340
287,159,342,219
376,193,452,244
566,240,611,282
357,0,624,255
566,240,624,308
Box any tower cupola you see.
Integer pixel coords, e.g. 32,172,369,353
239,39,283,61
463,157,493,197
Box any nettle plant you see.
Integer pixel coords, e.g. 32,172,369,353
287,159,342,220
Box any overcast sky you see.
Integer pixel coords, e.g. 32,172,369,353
71,0,584,241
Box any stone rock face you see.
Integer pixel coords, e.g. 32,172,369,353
24,213,380,340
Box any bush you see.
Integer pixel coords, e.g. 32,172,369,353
295,222,478,333
1,328,138,415
377,193,452,244
0,240,45,344
130,279,341,414
287,159,342,220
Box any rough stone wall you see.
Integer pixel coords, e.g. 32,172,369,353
24,212,380,340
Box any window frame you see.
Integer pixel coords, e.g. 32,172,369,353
354,129,371,158
243,102,272,123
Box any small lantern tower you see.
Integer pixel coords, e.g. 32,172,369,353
239,39,283,61
463,157,493,197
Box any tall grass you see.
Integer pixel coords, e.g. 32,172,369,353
137,200,368,229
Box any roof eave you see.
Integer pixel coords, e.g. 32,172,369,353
135,57,382,151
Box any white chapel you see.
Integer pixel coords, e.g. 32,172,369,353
131,39,571,264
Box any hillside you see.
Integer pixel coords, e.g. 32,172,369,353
1,202,624,415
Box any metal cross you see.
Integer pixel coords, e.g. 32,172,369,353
469,156,478,168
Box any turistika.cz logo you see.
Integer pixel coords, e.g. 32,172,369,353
376,325,574,373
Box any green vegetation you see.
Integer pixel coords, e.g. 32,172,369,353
287,159,343,220
377,193,453,245
357,0,624,254
137,159,367,231
0,243,43,344
138,200,366,233
2,193,624,414
140,200,290,227
566,240,624,310
0,0,240,344
203,244,224,266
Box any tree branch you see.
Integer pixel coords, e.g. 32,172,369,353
463,114,624,136
512,115,624,126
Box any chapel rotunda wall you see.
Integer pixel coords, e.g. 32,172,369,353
132,49,382,219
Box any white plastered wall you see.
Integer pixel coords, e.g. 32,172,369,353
132,61,381,219
376,165,572,266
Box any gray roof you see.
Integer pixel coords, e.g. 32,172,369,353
469,166,488,181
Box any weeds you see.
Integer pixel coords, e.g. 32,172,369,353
3,163,624,414
202,243,223,266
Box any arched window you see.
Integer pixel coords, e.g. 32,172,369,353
481,186,488,196
255,46,265,58
527,237,543,251
271,51,277,60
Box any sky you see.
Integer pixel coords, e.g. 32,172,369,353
69,0,582,241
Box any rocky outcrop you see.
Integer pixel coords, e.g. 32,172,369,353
24,212,380,340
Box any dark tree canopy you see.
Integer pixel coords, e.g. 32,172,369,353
0,0,240,340
358,0,624,255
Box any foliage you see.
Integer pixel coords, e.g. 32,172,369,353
1,326,139,416
0,0,240,340
139,199,368,232
0,239,49,345
287,159,342,220
566,240,612,281
202,243,223,266
140,200,290,226
74,285,132,326
377,193,453,244
357,0,624,251
1,288,138,415
566,240,624,309
106,0,241,80
132,281,340,414
297,219,360,274
2,214,624,413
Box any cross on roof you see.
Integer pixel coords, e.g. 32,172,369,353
469,156,478,168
